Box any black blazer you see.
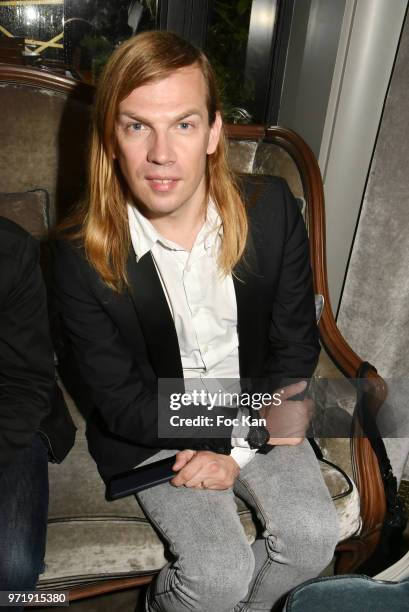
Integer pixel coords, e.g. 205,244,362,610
0,217,75,473
53,176,320,481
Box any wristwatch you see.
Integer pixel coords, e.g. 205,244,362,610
245,425,270,450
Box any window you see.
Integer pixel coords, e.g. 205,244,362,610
0,0,65,63
64,0,158,81
159,0,294,124
0,0,292,122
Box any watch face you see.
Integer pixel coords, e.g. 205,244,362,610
247,426,270,448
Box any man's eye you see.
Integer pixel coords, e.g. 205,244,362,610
128,122,144,131
178,122,192,130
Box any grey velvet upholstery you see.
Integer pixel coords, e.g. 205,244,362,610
337,9,409,485
0,73,361,589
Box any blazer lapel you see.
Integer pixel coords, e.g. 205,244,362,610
126,249,183,379
233,231,265,379
125,232,266,382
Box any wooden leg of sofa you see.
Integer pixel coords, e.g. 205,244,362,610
68,574,157,601
335,530,381,574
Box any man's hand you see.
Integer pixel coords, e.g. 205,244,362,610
260,380,313,446
171,450,240,490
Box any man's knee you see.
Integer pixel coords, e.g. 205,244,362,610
268,502,339,573
197,548,255,604
156,544,255,612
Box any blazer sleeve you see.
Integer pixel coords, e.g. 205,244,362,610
52,240,232,454
265,179,320,386
0,233,54,472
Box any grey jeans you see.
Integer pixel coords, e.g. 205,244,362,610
136,441,339,612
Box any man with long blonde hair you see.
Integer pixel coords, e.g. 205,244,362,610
53,31,338,611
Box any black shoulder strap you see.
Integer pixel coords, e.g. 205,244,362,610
355,361,407,573
355,361,391,475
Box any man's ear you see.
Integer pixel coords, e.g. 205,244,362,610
207,111,222,155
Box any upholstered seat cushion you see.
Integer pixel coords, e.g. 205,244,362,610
38,387,360,589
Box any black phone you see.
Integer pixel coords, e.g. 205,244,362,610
106,455,177,501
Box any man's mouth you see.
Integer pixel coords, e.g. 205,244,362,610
146,177,179,191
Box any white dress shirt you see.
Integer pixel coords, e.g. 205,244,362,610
128,201,257,468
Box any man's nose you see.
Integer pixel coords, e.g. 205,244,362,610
147,131,175,165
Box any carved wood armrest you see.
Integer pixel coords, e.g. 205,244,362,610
258,125,387,543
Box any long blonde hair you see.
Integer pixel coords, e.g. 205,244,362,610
63,31,248,291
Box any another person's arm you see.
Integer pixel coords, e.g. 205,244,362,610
0,224,54,472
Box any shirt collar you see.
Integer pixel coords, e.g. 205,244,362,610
128,199,222,261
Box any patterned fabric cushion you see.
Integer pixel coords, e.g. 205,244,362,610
0,84,90,223
0,190,49,238
315,294,325,322
227,140,303,199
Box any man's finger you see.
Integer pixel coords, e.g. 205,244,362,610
171,456,203,486
172,449,196,471
204,477,232,490
184,474,207,488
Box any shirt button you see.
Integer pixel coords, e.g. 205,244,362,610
203,345,209,352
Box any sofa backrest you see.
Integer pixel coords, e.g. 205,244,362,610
0,66,93,227
0,66,306,230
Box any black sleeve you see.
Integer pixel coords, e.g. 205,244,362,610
52,240,232,454
266,179,320,387
0,235,54,472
